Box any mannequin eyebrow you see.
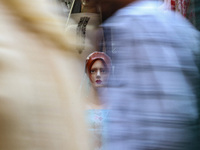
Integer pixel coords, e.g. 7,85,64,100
91,67,105,70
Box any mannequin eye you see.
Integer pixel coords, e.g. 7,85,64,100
101,69,107,73
90,69,96,73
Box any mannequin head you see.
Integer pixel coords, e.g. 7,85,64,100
85,52,111,88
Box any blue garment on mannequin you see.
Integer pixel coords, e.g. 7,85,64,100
87,109,109,150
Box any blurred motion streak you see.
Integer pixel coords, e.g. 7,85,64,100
0,0,90,150
98,0,200,150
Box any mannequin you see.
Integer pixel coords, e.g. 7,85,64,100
85,52,111,108
85,52,111,150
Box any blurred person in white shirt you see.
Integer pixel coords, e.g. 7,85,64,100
95,0,200,150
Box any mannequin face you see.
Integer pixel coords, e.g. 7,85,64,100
90,60,109,88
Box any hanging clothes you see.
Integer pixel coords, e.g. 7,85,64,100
65,0,105,64
170,0,196,25
66,12,103,61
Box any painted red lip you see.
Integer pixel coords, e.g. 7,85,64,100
96,80,102,84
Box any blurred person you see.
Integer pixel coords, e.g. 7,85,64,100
84,51,111,150
0,0,90,150
95,0,200,150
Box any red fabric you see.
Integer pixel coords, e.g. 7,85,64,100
171,0,176,11
172,0,191,17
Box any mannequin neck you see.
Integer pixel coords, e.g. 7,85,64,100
86,86,107,109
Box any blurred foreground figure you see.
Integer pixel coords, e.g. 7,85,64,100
97,0,200,150
0,0,90,150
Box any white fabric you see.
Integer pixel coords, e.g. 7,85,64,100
66,13,103,62
103,1,200,150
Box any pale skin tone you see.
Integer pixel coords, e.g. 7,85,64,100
90,60,109,88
